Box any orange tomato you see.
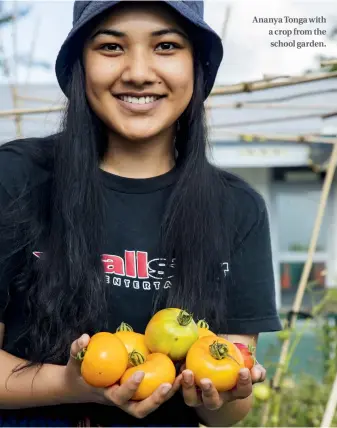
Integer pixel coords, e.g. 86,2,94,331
115,330,150,368
145,308,199,361
80,332,128,388
120,353,176,401
86,331,111,344
198,327,217,338
186,335,245,392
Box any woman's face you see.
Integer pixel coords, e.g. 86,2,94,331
83,2,194,142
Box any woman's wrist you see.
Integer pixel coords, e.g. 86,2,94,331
0,360,88,409
35,363,83,406
56,364,95,405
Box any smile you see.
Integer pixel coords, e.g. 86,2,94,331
117,95,162,105
114,94,166,113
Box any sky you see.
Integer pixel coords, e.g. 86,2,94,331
0,0,336,85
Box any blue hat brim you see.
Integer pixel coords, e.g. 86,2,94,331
55,1,223,99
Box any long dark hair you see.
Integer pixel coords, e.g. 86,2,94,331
0,27,235,370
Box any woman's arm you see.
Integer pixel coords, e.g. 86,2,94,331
0,322,4,348
0,322,79,409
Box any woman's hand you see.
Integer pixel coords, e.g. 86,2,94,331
181,364,266,410
64,334,182,419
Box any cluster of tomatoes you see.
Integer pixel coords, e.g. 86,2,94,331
77,308,256,400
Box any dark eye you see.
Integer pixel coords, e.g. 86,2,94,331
156,42,180,51
100,43,123,52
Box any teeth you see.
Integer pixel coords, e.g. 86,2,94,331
119,96,159,104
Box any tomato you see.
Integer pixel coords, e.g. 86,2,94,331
281,376,296,390
197,319,216,338
115,330,150,368
277,329,292,341
120,353,176,400
186,336,245,392
79,332,128,388
253,383,271,401
145,308,199,361
234,342,256,370
85,331,111,344
198,327,217,338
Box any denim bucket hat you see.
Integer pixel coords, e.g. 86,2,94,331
55,1,224,99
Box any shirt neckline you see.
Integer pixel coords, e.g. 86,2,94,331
99,166,179,194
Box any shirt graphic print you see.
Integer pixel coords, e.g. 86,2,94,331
33,250,230,292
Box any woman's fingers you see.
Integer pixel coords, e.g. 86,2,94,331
67,333,91,376
106,373,181,419
106,371,145,406
181,368,253,410
181,370,202,407
69,334,90,359
199,378,222,410
251,363,266,383
126,378,180,418
229,368,253,400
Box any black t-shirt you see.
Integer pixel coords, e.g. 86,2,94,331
0,137,282,427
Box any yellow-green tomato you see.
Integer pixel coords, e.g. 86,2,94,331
253,383,271,401
144,308,199,361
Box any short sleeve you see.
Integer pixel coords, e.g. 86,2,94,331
224,191,282,334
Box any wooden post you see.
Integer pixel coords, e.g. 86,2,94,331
209,71,337,96
320,372,337,428
260,143,337,426
10,0,21,137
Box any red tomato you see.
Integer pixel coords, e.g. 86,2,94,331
233,342,256,370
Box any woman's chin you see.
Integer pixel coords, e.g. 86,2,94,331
116,127,163,142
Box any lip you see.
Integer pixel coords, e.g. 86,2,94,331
115,92,166,98
114,95,165,113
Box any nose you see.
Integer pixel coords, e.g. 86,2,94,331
120,48,157,87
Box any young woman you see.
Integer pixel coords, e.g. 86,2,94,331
0,1,282,426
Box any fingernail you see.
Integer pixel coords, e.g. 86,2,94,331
79,334,87,347
133,371,144,383
161,384,172,395
201,380,211,390
183,370,193,385
240,369,249,380
184,373,192,385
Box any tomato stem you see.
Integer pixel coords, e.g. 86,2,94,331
209,340,241,365
76,347,87,361
129,350,145,366
248,344,256,354
177,310,193,326
197,319,210,329
116,322,133,332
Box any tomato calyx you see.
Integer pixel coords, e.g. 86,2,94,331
209,340,241,365
116,322,133,332
247,344,256,354
76,348,87,361
129,349,146,367
247,344,257,365
177,309,194,326
197,319,210,329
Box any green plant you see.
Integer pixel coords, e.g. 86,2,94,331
238,371,337,427
238,292,337,427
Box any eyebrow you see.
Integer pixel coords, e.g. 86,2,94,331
90,27,188,41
